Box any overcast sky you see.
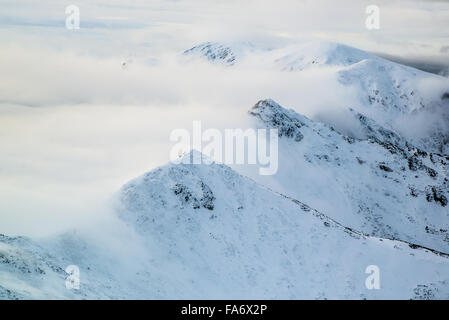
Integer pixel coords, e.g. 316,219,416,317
1,0,448,58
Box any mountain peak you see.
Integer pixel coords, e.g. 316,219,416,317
182,41,255,66
176,149,214,165
250,99,309,124
249,99,330,142
181,40,376,69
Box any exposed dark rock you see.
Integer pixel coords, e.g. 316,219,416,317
379,163,393,172
409,187,419,197
200,182,215,210
173,182,215,210
413,284,436,300
425,186,448,207
183,42,237,66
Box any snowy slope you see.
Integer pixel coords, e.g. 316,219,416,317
181,40,375,69
0,234,69,299
241,99,449,253
269,41,449,155
116,151,449,299
0,230,158,299
2,151,449,299
182,41,256,66
337,58,449,155
183,40,449,154
270,41,377,71
1,41,449,300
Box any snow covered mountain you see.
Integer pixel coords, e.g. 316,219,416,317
243,99,449,253
115,150,449,299
270,41,377,71
3,150,449,299
2,41,449,299
183,40,449,155
337,57,449,155
182,41,256,66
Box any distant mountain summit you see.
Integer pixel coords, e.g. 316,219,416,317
270,40,377,71
183,40,449,155
182,40,376,68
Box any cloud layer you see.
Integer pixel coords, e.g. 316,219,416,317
1,0,448,236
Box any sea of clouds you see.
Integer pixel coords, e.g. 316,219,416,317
1,0,448,237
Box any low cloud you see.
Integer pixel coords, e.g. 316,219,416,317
1,0,449,237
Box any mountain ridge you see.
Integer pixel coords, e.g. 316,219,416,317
2,40,449,299
183,40,449,155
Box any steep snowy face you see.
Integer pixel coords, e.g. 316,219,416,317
116,150,449,299
246,99,449,253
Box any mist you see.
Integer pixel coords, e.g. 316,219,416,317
1,0,448,239
0,42,354,236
